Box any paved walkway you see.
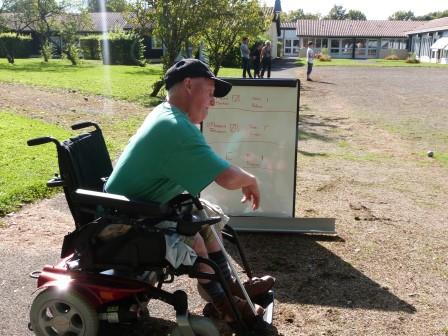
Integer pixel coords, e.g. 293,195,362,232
270,57,301,79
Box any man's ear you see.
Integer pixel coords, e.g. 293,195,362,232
183,77,192,94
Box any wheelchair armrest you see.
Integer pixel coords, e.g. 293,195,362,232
74,189,169,218
176,216,221,236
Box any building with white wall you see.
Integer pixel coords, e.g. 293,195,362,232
280,20,422,60
407,17,448,64
280,18,448,64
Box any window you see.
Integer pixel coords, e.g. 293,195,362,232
381,40,390,49
341,38,353,55
330,39,340,54
304,38,314,47
315,38,328,49
367,40,378,57
354,39,367,57
292,40,299,54
368,40,378,48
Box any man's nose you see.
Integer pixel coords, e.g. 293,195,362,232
210,97,216,106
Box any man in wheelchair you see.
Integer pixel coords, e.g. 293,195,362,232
104,59,275,323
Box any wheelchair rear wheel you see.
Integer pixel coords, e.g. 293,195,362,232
30,288,99,336
171,315,219,336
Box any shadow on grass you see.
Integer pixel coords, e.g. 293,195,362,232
310,80,336,85
232,233,416,314
298,111,346,143
298,150,329,157
122,68,163,76
0,62,97,73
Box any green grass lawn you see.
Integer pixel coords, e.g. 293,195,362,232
0,112,73,216
0,110,156,217
0,58,241,106
295,58,448,67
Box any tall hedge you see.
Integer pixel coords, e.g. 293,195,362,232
101,32,146,66
80,35,101,60
0,33,32,63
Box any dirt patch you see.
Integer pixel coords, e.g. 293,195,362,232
1,67,448,336
0,82,149,129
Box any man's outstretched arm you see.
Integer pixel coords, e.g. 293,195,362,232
214,166,260,210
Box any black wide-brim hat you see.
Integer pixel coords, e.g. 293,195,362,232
164,59,232,98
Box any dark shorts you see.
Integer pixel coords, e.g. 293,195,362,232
307,62,313,75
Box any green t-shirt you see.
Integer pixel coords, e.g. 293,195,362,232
105,102,230,204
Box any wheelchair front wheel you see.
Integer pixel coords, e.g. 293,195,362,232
171,315,219,336
30,288,99,336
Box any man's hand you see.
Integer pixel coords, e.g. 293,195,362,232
241,183,260,210
215,165,261,210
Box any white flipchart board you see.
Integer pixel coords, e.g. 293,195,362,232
202,78,298,218
202,79,335,233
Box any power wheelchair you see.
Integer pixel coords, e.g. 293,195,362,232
27,121,274,336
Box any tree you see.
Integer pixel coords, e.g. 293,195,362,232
325,5,347,20
58,10,92,65
281,8,320,21
16,0,67,61
123,0,152,37
138,0,215,97
203,0,268,75
388,10,415,21
346,9,366,20
415,10,448,21
87,0,129,12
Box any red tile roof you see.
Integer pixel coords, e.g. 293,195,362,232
281,22,296,29
296,19,424,38
407,17,448,34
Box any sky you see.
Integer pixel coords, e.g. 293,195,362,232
261,0,448,20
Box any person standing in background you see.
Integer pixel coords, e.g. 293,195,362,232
250,42,262,78
260,40,272,79
306,41,315,81
240,37,252,78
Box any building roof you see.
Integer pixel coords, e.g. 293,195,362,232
88,12,132,32
296,19,424,38
406,17,448,34
281,22,296,29
1,12,138,33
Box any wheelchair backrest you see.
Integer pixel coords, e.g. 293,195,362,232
57,123,113,228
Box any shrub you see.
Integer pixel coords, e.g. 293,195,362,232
0,33,32,63
41,41,54,62
406,52,420,64
80,35,101,60
277,41,282,57
385,54,400,60
385,48,400,60
101,31,146,66
317,54,332,61
317,48,332,61
63,44,80,65
221,44,241,67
